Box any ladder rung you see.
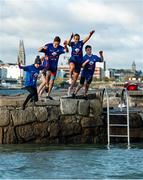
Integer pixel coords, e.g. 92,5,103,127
109,113,127,116
110,135,128,137
109,124,128,127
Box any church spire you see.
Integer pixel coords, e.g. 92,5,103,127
18,40,26,65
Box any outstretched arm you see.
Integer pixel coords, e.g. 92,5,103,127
38,46,48,52
63,40,69,53
83,30,95,44
99,51,104,61
18,62,28,71
82,60,90,67
67,33,74,46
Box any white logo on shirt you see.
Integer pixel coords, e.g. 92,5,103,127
52,52,57,56
75,48,80,53
89,61,94,65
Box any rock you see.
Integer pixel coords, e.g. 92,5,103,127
81,116,103,128
34,106,48,122
33,121,49,138
78,100,90,116
60,99,78,115
11,107,37,126
90,99,102,117
0,96,24,107
3,126,17,144
49,122,59,138
36,100,60,106
0,127,3,144
47,106,60,121
103,97,121,108
60,115,82,136
0,109,10,126
16,123,35,142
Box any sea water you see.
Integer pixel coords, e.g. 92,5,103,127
0,144,143,179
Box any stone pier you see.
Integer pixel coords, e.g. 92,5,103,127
0,92,143,144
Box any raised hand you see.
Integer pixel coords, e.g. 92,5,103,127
63,40,68,46
90,30,95,36
99,51,103,56
71,33,74,39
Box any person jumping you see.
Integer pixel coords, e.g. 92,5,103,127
72,45,104,99
67,30,95,96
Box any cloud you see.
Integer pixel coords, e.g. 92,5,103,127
0,0,143,70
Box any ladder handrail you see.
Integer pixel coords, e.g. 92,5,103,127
103,88,130,149
103,88,110,149
122,88,130,149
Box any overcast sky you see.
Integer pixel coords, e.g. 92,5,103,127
0,0,143,70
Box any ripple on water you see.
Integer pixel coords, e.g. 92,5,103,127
0,144,143,179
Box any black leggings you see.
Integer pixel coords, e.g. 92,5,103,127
23,86,38,108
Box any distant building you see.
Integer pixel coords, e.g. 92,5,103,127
0,63,20,80
132,61,136,73
105,61,142,81
57,63,104,80
17,40,26,79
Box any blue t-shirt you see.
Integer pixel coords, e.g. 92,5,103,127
81,54,102,78
70,40,84,62
42,58,49,69
20,64,44,87
44,43,65,71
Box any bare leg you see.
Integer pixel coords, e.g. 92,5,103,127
38,74,46,96
47,79,54,97
69,62,75,83
68,72,79,96
84,83,90,97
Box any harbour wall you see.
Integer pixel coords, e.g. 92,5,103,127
0,93,143,144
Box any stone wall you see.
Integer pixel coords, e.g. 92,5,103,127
0,94,143,144
0,96,107,144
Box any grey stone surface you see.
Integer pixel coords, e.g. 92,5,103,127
34,106,48,122
11,107,37,126
60,99,78,115
90,99,102,117
0,109,10,126
78,100,90,116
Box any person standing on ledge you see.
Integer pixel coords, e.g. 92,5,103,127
19,56,44,110
38,36,69,100
67,30,95,96
72,45,104,99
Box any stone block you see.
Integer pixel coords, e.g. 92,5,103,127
60,115,82,136
11,107,37,126
3,126,17,144
47,106,60,121
81,116,103,128
0,109,10,126
60,99,78,115
90,99,102,117
78,100,90,116
34,106,48,122
16,123,35,142
0,127,3,144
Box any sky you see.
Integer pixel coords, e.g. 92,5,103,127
0,0,143,70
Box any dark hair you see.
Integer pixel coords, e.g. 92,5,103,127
54,36,61,43
34,55,42,65
74,34,80,38
85,45,92,50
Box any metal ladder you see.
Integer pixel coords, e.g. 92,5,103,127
104,88,130,149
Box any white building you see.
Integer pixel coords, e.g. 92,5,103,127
0,63,21,80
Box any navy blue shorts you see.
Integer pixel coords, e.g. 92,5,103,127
69,56,82,74
80,76,93,85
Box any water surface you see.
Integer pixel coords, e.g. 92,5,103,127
0,144,143,179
